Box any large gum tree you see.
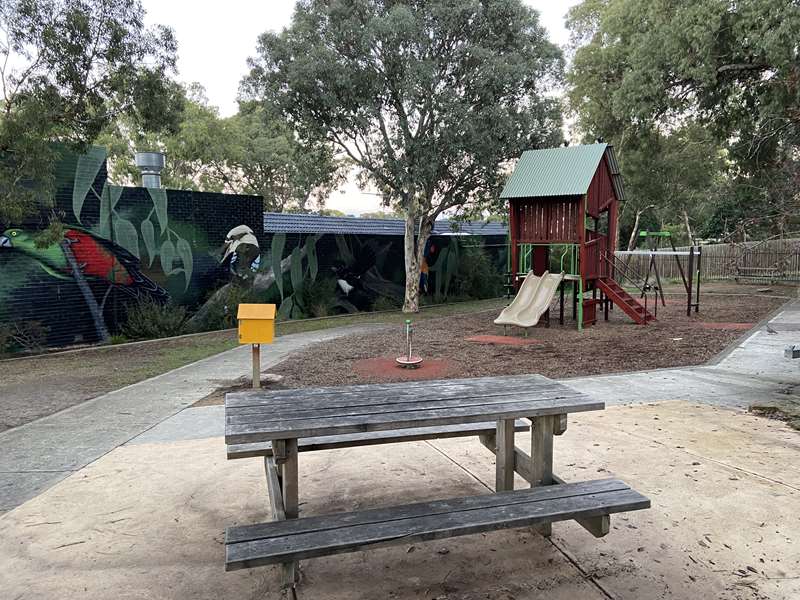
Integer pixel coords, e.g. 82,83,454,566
244,0,563,312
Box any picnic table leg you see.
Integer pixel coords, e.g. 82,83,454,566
280,438,299,587
495,419,515,492
531,415,555,536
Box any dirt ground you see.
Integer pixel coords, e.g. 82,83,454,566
269,284,790,389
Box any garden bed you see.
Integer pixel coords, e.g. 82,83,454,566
269,284,790,388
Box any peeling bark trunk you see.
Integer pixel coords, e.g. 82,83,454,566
401,199,433,313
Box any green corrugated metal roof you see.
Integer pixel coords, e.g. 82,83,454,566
500,143,609,199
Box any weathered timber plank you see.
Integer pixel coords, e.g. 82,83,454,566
225,484,650,569
264,456,286,522
282,439,299,520
226,391,589,425
226,478,633,544
531,415,555,536
226,374,552,407
228,421,530,460
477,440,612,540
227,383,573,416
554,414,568,436
551,474,610,538
495,419,515,492
225,398,603,445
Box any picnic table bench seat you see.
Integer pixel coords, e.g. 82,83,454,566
227,420,531,459
225,478,650,570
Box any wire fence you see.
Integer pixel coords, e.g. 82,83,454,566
614,239,800,284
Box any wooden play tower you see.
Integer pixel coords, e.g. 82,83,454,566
501,143,654,328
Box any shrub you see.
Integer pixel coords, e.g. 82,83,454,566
453,243,504,299
122,298,189,340
300,277,340,318
372,295,402,312
194,285,259,332
0,321,49,354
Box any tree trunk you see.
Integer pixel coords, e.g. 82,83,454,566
682,210,694,245
401,202,433,313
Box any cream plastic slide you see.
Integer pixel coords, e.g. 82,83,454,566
494,270,565,328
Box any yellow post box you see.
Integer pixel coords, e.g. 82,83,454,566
237,303,276,344
237,303,276,388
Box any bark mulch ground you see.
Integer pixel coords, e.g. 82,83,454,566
270,285,790,390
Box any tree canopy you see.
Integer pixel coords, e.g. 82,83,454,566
0,0,183,228
567,0,800,241
244,0,564,310
101,85,345,213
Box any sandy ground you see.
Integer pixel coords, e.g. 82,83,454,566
1,400,797,600
268,288,787,389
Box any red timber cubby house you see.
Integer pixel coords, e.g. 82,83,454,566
500,143,654,329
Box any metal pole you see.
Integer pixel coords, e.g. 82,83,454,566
686,247,695,317
695,246,702,313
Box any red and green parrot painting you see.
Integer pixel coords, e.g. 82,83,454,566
0,227,168,301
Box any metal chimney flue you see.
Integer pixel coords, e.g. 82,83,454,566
134,151,165,188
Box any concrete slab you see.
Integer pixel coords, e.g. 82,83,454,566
0,326,375,512
1,402,798,599
128,406,224,444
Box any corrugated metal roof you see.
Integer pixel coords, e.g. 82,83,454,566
262,213,507,237
500,143,611,199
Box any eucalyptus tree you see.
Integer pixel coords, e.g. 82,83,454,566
244,0,563,311
0,0,182,230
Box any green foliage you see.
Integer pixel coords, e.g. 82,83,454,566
244,0,564,310
300,277,340,318
453,243,504,299
371,296,402,312
100,86,345,213
122,299,189,340
0,0,182,226
566,0,800,240
0,321,50,353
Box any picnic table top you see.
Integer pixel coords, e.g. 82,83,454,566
225,374,603,445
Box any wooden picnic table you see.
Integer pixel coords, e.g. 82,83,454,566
223,374,649,589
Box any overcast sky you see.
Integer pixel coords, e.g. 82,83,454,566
140,0,578,215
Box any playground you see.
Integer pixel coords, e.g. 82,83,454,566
264,283,789,389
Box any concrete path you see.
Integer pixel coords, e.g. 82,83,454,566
567,299,800,409
0,326,376,513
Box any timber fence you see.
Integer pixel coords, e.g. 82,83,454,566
614,239,800,284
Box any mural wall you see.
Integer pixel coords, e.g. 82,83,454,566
0,148,507,353
0,148,262,349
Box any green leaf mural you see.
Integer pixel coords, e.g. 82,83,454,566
277,295,294,320
113,217,140,259
271,233,286,300
305,235,318,280
97,187,112,239
141,220,156,266
160,239,176,274
289,246,304,297
72,146,107,224
176,237,193,290
335,235,354,264
147,188,169,234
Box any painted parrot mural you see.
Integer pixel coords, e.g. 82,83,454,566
0,228,167,299
0,227,168,341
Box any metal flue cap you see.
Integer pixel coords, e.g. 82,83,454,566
134,151,165,188
134,151,165,170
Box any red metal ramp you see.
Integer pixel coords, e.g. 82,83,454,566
597,278,655,325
